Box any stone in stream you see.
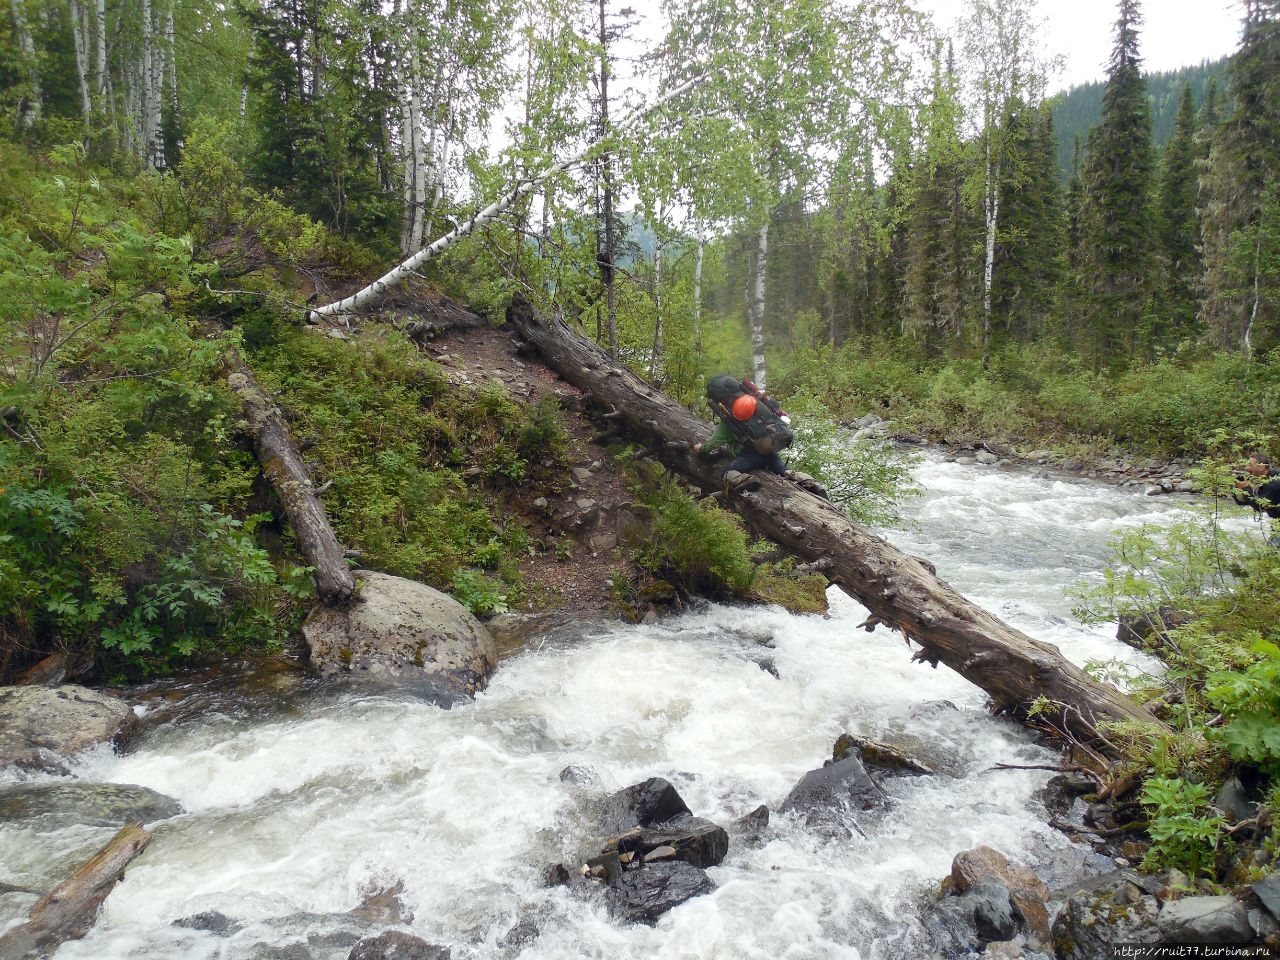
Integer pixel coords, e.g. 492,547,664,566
0,684,138,774
1051,870,1162,960
604,860,717,925
779,751,886,819
347,930,450,959
302,571,496,702
0,781,182,830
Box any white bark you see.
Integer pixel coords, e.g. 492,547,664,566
981,136,1000,368
165,7,179,139
649,230,664,380
141,0,160,169
1246,230,1262,357
399,33,425,256
310,74,706,321
693,231,705,355
750,219,769,390
10,0,40,125
94,0,107,101
69,0,92,119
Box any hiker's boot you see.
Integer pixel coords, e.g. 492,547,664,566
786,470,829,499
723,470,761,494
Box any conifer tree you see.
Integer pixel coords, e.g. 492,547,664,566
1078,0,1156,367
1155,83,1202,345
1199,0,1280,355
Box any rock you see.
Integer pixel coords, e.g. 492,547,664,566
1158,895,1252,944
1041,772,1096,816
558,764,601,787
1175,479,1196,493
608,815,729,869
854,413,883,428
347,931,450,960
570,466,593,484
0,684,137,773
607,777,691,827
833,733,934,775
925,880,1018,955
605,860,716,924
729,804,769,842
1253,872,1280,920
779,753,885,816
0,781,182,829
976,450,1000,465
1216,774,1261,824
301,571,496,702
172,911,242,936
950,846,1052,943
1052,871,1161,960
347,880,413,925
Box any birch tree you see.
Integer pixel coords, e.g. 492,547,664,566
957,0,1054,368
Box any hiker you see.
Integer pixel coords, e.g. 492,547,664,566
692,374,826,496
1233,453,1280,545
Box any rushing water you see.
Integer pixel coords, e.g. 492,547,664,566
0,453,1236,959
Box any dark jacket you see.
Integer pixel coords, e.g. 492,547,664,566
1234,476,1280,519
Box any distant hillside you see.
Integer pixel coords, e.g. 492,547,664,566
1049,57,1228,177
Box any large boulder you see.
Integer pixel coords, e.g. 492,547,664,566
0,685,137,773
1157,895,1252,945
779,752,886,819
302,571,496,701
950,846,1052,944
1052,871,1161,960
605,860,717,925
0,781,182,829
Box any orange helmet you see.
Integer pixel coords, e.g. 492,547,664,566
731,394,757,420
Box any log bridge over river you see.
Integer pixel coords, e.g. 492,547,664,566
504,299,1159,750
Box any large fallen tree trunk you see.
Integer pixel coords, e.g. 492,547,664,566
506,300,1160,749
0,823,151,960
225,353,355,604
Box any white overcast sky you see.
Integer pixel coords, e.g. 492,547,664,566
911,0,1244,91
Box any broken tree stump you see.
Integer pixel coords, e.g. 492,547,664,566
505,300,1160,749
0,823,151,960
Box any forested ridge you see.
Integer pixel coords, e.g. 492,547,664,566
6,0,1280,868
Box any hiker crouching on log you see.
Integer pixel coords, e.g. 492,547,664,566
692,374,827,497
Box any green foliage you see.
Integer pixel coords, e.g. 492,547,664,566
782,392,917,526
1139,776,1226,877
1207,637,1280,777
449,568,510,618
627,461,755,597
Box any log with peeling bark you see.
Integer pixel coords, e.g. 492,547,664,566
225,353,355,604
505,299,1161,749
0,823,151,960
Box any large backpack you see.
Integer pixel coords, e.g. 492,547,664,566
705,375,794,455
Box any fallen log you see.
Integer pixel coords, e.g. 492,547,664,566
0,823,151,960
506,300,1160,748
224,353,355,604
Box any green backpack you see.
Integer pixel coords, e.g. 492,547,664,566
704,375,794,455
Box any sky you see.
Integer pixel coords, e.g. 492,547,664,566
912,0,1244,92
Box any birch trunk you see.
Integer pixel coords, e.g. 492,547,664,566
649,234,664,380
981,136,1000,370
165,7,178,141
750,219,769,390
693,231,704,356
309,74,704,321
399,36,425,256
10,0,40,124
69,0,93,120
1245,231,1262,357
94,0,107,103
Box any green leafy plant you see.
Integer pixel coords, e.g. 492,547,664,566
1139,777,1225,877
450,568,510,618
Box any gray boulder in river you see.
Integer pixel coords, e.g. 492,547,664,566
0,685,137,773
302,570,497,702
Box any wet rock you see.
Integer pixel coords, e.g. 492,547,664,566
17,651,93,687
1157,895,1252,944
925,880,1018,954
608,777,691,827
172,911,242,936
608,815,729,869
779,752,885,817
729,804,769,843
347,931,450,960
0,781,182,829
1040,772,1097,817
1216,774,1262,824
833,733,934,775
1052,870,1161,960
1253,872,1280,920
558,764,601,787
0,684,138,773
605,860,716,925
950,846,1052,943
302,571,496,702
347,880,413,925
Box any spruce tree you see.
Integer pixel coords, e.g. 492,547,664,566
1155,83,1202,346
1078,0,1156,367
1199,0,1280,355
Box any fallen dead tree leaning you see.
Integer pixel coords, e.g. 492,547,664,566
0,823,151,960
506,299,1161,751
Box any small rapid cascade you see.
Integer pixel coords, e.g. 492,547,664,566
0,453,1229,959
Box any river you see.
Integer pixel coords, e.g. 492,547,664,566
0,452,1236,959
